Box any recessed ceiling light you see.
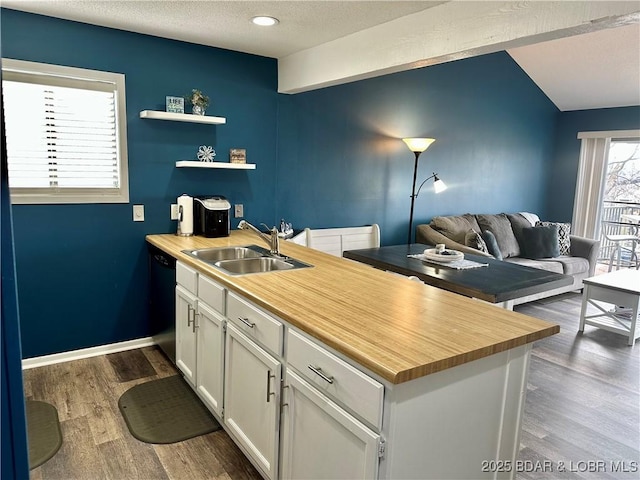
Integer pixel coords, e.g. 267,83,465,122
251,16,279,26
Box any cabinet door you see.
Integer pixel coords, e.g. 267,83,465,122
224,323,281,480
281,370,380,480
176,285,197,386
196,301,225,417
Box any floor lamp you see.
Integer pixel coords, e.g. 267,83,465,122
403,138,446,245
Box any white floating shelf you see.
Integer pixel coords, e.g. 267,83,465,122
176,161,256,169
140,110,226,124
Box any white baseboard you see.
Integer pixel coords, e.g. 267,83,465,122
22,337,156,370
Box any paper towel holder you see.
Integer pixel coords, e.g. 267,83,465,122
176,194,194,237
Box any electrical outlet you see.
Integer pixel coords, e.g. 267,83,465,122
170,204,179,220
133,204,145,222
234,204,244,218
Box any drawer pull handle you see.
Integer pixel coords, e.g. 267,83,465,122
187,305,194,327
308,365,334,384
266,371,276,403
238,317,256,328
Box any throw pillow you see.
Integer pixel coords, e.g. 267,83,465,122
536,221,571,255
431,214,481,244
506,213,533,250
521,225,560,259
476,213,520,258
481,230,503,260
464,229,489,254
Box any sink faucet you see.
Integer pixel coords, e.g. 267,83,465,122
238,220,280,256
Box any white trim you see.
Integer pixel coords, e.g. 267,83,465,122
21,337,155,370
3,58,130,205
577,130,640,139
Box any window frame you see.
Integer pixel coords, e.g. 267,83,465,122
2,58,129,204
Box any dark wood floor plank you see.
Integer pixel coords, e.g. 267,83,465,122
27,346,261,479
515,293,639,480
154,432,227,479
38,415,107,479
98,437,169,480
107,348,157,382
141,345,179,379
205,430,264,480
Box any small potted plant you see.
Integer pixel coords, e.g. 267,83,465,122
187,89,209,115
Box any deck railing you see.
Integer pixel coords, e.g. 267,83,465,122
598,200,640,265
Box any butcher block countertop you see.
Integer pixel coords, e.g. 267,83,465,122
147,232,559,384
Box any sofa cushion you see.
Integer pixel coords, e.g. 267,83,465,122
540,256,589,276
476,214,520,258
537,221,571,255
464,229,488,254
521,225,560,259
506,213,532,249
504,257,564,274
431,214,481,244
481,230,503,260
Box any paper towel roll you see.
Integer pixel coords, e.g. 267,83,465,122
177,194,193,236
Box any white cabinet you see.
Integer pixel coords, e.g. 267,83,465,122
281,370,381,480
176,262,226,417
196,301,225,416
175,284,197,386
224,322,281,480
286,329,383,430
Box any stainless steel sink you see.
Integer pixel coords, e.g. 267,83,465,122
214,257,296,275
182,245,312,276
182,245,268,263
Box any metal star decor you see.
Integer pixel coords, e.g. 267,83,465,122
197,145,216,162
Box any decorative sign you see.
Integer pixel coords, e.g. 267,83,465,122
230,148,246,164
197,145,216,162
166,96,185,114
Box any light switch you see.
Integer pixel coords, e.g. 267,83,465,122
133,204,145,222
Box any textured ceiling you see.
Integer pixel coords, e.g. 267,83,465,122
508,23,640,111
1,1,442,58
2,1,639,111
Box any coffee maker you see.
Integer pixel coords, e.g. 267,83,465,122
193,196,231,237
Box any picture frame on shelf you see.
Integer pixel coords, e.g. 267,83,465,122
166,96,184,114
230,148,246,164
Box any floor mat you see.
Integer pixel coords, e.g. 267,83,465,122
26,400,63,470
118,375,220,444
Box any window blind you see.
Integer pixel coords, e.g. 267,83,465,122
1,58,129,204
3,81,118,189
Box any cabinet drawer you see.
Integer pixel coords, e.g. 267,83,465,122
227,292,283,357
176,261,197,295
286,329,384,430
198,275,225,314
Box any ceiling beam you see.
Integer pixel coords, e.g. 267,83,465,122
278,1,640,94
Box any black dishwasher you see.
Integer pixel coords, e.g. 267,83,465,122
148,243,176,364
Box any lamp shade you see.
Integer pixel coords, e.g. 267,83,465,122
402,137,435,153
433,177,447,193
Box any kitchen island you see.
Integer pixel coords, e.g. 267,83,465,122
147,231,558,480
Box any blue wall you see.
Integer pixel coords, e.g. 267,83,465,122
3,9,569,358
548,106,640,221
1,9,278,358
276,53,560,245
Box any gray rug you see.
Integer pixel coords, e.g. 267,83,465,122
26,400,63,470
118,375,220,444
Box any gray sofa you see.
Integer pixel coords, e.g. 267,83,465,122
416,212,600,305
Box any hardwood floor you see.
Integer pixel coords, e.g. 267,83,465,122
23,346,261,480
23,293,638,479
515,293,639,480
